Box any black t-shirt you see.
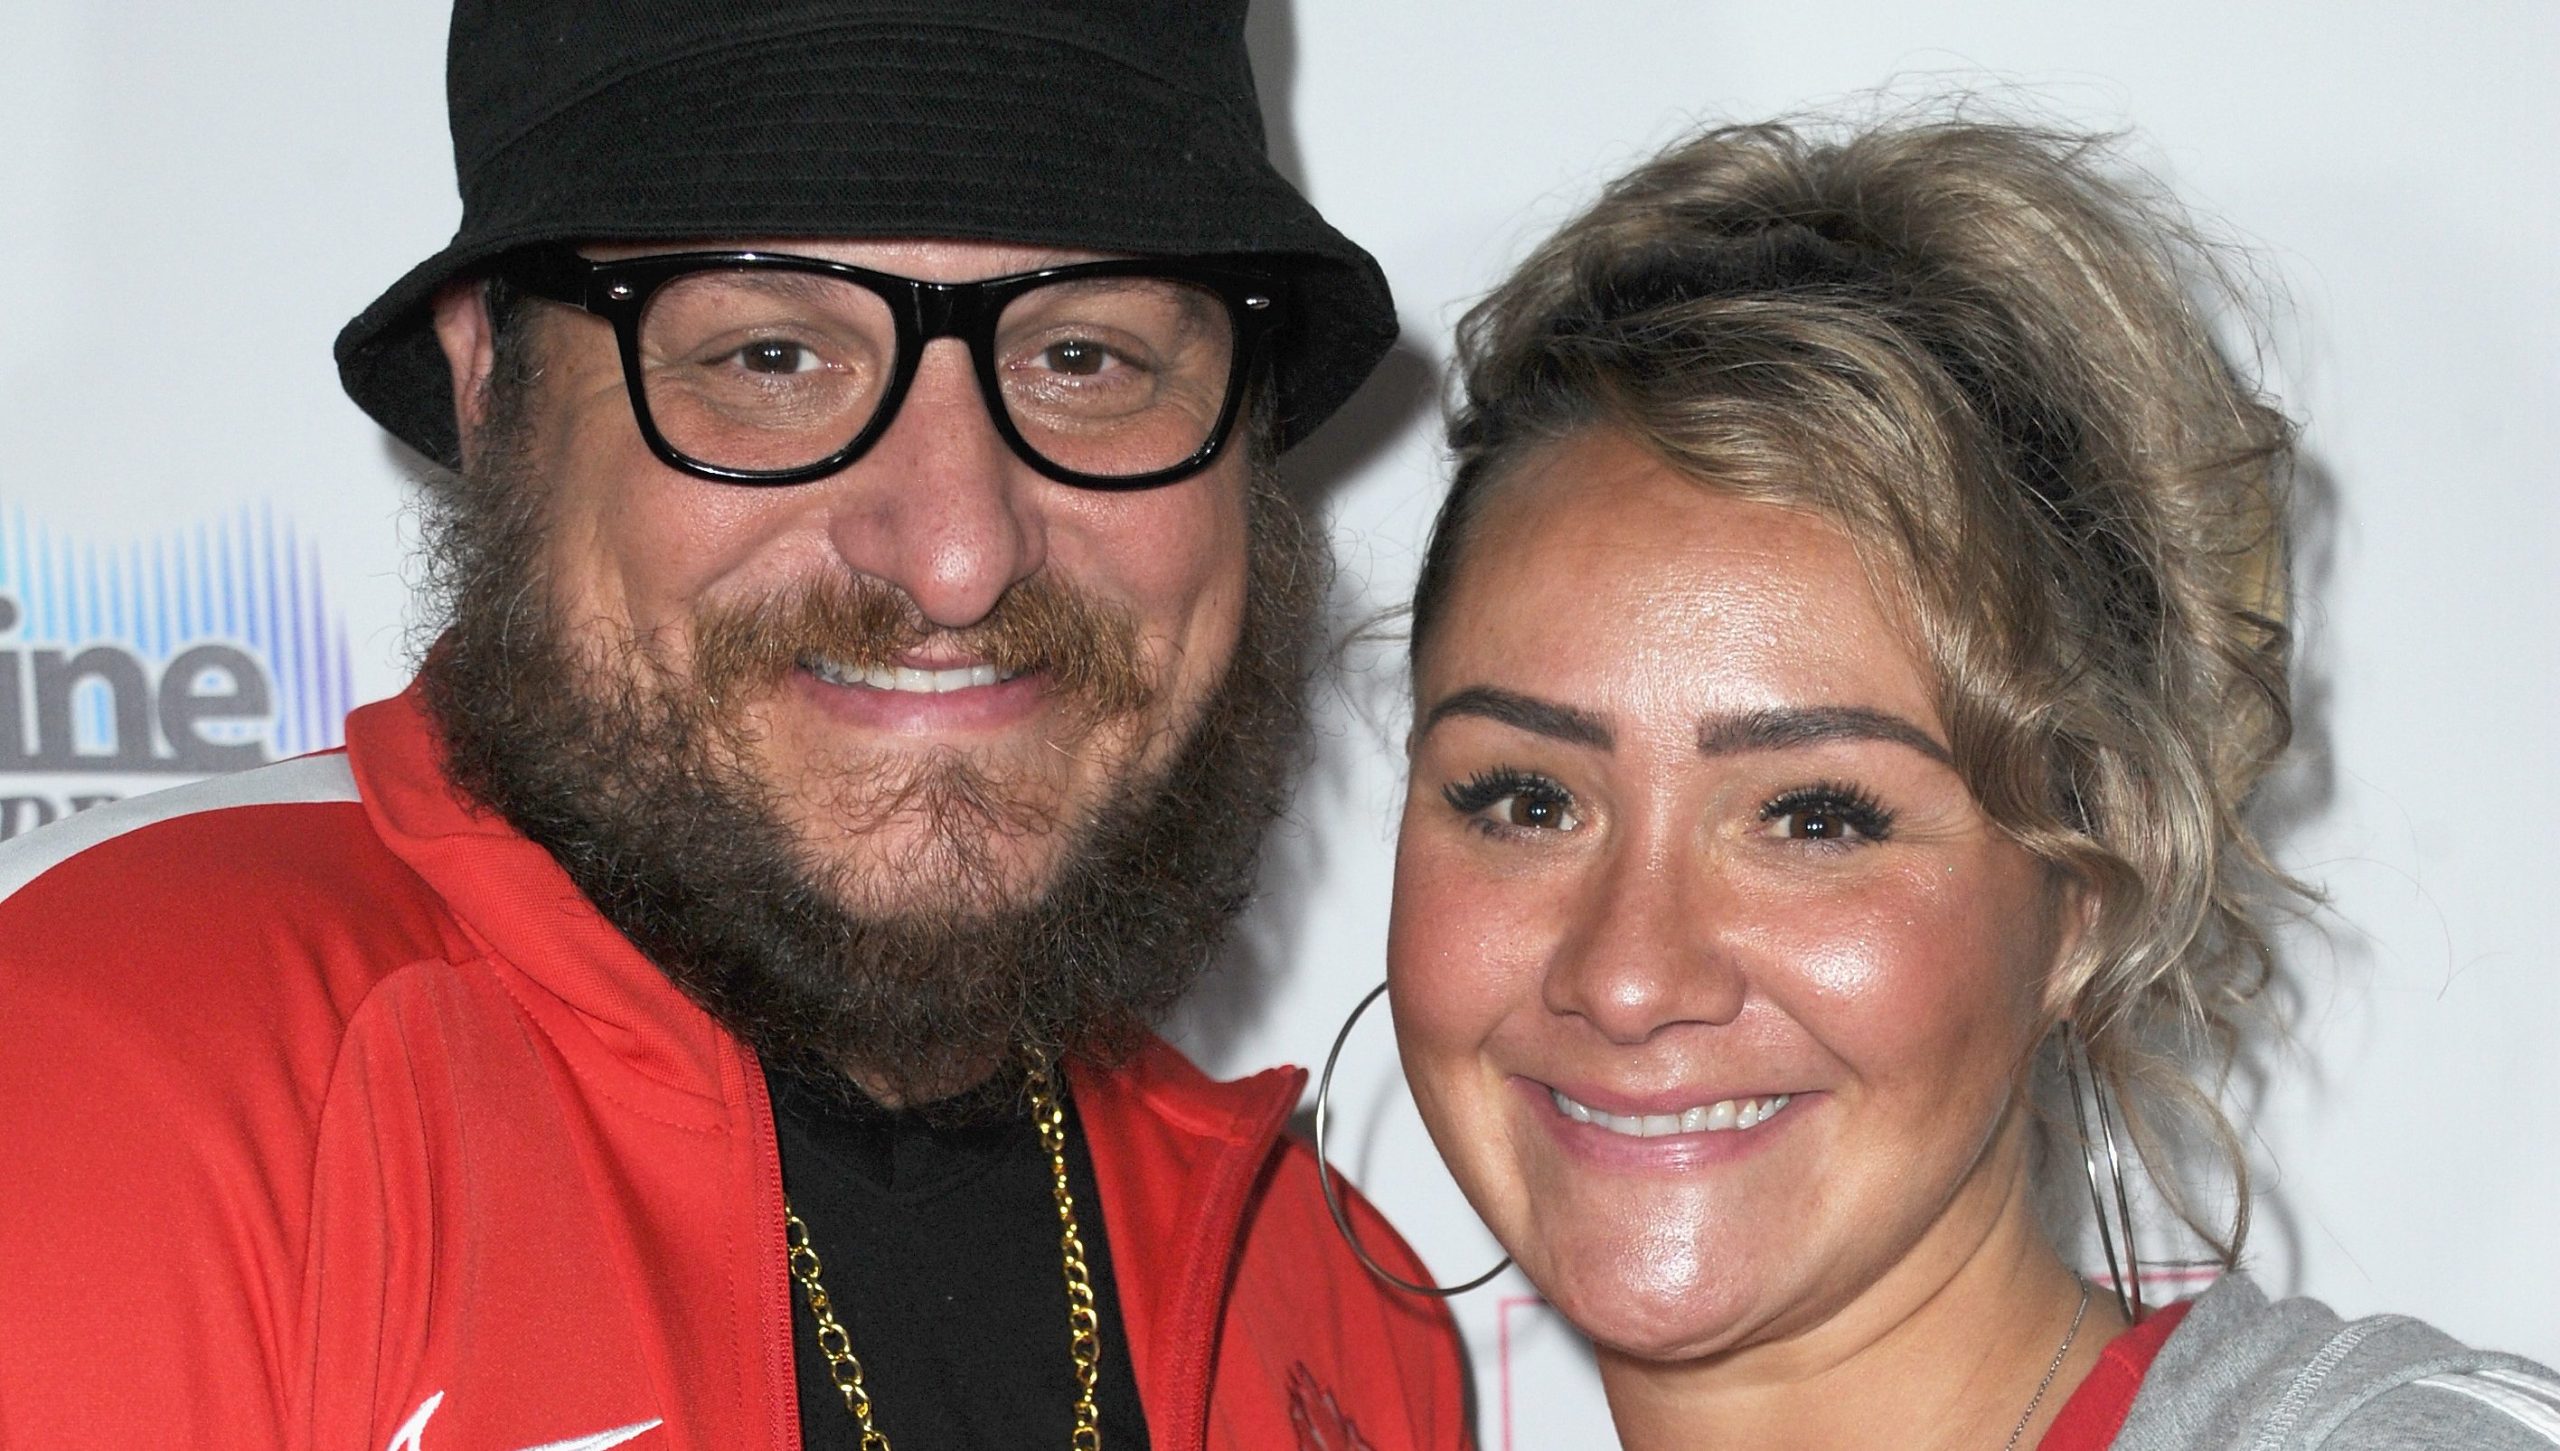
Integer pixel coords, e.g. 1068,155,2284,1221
768,1068,1153,1451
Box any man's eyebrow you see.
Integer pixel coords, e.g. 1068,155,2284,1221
1420,686,1614,751
1695,705,1951,764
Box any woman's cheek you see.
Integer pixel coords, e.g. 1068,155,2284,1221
1391,831,1546,1010
1389,838,1547,1177
1754,871,2033,1085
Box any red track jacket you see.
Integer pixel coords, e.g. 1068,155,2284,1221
0,688,1466,1451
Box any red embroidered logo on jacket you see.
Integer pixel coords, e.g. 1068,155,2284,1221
1287,1363,1376,1451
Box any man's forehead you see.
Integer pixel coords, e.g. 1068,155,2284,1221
581,236,1125,280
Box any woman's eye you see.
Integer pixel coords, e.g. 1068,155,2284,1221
1760,783,1895,845
1492,790,1579,831
1442,770,1582,835
731,338,824,374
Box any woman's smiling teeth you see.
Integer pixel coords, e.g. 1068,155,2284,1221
803,657,1014,693
1551,1087,1795,1136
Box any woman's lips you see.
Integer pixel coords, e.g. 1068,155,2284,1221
1548,1085,1796,1137
1521,1078,1815,1166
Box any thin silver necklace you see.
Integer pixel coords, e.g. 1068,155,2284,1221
2000,1280,2094,1451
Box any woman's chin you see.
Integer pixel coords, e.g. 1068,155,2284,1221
1550,1284,1756,1365
1522,1237,1770,1365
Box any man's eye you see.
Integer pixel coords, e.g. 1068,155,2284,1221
1443,769,1581,834
732,339,824,374
1038,338,1123,377
1759,782,1895,845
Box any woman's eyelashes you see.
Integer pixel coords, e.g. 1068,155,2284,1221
1759,780,1896,846
1438,767,1898,847
1444,767,1582,835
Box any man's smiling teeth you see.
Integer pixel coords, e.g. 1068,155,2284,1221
803,657,1013,693
1551,1087,1794,1136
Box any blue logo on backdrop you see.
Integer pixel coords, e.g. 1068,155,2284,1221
0,506,356,839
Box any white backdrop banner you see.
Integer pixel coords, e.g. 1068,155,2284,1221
5,4,2553,1446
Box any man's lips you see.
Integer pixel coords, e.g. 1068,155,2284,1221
799,654,1018,695
790,653,1047,731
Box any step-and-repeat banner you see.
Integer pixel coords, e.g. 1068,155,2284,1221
7,4,2553,1444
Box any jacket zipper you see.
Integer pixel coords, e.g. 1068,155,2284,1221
741,1047,802,1451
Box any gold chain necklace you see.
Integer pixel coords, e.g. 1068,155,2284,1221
782,1054,1104,1451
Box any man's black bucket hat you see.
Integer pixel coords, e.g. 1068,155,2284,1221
334,0,1396,469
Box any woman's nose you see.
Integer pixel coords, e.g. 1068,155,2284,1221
1540,843,1749,1044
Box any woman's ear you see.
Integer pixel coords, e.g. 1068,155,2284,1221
2040,869,2103,1023
430,279,501,470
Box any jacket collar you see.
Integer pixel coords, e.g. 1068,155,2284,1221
351,681,1312,1441
1072,1041,1306,1451
350,684,1309,1210
346,684,743,1125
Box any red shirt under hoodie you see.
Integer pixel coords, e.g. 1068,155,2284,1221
2037,1301,2195,1450
0,686,1466,1451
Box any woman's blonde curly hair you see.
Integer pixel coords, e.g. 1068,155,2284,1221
1412,113,2301,1261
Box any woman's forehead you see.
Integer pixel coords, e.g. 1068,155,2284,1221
1426,431,1940,725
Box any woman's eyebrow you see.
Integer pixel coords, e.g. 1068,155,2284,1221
1695,705,1951,764
1421,686,1614,750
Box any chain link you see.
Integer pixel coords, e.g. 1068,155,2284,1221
1028,1057,1105,1451
782,1052,1102,1451
785,1206,893,1451
2000,1280,2092,1451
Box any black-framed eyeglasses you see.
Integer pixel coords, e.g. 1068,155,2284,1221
499,244,1284,490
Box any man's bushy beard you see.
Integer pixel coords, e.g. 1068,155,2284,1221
417,365,1324,1117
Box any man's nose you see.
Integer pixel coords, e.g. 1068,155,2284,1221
1540,841,1749,1045
821,339,1046,629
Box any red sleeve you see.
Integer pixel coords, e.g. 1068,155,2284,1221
0,801,450,1449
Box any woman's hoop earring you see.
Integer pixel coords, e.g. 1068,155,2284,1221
2060,1021,2145,1322
1313,981,1511,1297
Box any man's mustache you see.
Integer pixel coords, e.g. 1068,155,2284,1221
688,572,1155,719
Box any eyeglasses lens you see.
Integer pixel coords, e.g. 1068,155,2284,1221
636,269,1239,480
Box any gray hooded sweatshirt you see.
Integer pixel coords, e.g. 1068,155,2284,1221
2114,1273,2560,1449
